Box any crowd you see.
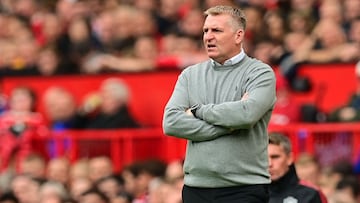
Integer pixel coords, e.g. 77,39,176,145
0,77,141,172
0,0,358,77
0,154,184,203
0,134,359,203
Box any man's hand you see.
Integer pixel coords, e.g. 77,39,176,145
241,92,249,101
185,108,193,116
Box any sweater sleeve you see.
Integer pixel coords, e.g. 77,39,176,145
195,66,276,129
163,70,232,141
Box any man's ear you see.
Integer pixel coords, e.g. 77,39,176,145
235,29,244,45
287,151,294,166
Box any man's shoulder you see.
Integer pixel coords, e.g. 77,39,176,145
182,60,212,72
299,180,328,202
243,56,273,69
299,180,322,192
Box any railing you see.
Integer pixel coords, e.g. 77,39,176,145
32,128,187,172
269,123,360,167
31,123,360,171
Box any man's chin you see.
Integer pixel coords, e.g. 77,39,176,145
206,51,217,57
270,174,279,182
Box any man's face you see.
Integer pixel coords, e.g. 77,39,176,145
80,193,107,203
268,143,293,181
203,14,243,64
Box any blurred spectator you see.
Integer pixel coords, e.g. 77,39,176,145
155,0,183,35
132,8,160,39
110,5,136,55
85,36,157,73
131,0,158,13
0,20,40,77
318,0,343,25
68,177,92,202
42,86,78,158
36,46,77,76
10,174,44,203
204,0,237,9
46,157,71,187
0,191,19,203
147,178,181,203
270,73,301,125
0,86,47,173
93,33,208,73
0,0,357,75
328,176,360,203
318,159,356,200
295,153,322,188
287,10,316,34
18,153,46,179
69,159,90,182
277,31,307,81
162,160,183,203
55,0,96,27
328,61,360,122
12,0,40,21
76,78,140,129
348,16,360,44
38,181,70,203
343,0,360,32
121,159,167,203
174,8,204,42
88,156,113,183
252,40,283,65
242,5,266,54
121,163,138,200
264,9,287,45
297,18,359,63
111,191,133,203
32,12,64,48
60,16,95,74
288,0,319,21
42,86,79,130
78,187,109,203
279,18,360,82
94,175,125,200
165,160,184,186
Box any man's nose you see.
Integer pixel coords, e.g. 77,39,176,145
204,32,214,40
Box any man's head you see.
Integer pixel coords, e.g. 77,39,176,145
268,132,294,181
88,156,113,183
203,5,246,64
99,78,130,114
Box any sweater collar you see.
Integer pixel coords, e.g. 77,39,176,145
211,49,245,66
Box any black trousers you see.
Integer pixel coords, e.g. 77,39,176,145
182,184,269,203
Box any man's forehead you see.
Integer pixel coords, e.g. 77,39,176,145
204,14,233,26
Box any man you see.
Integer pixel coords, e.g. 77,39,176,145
330,176,360,203
268,132,328,203
162,5,276,202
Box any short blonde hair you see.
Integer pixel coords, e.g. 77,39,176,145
204,5,247,30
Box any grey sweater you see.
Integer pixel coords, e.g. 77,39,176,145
163,55,276,188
